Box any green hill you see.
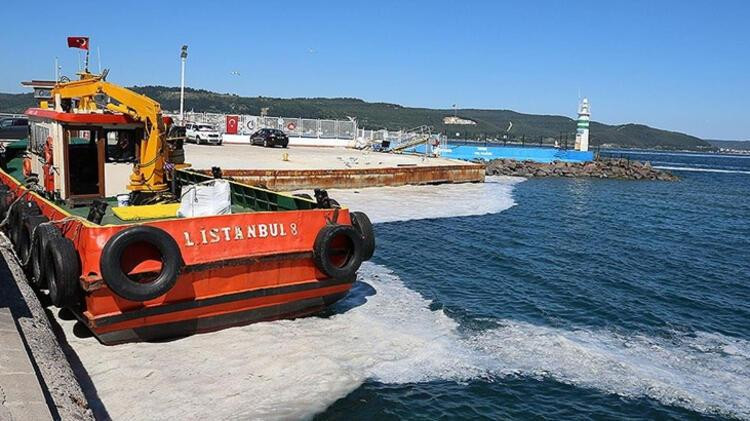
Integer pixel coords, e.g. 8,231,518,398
0,87,713,151
0,92,33,114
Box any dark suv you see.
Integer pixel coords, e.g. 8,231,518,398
0,117,28,140
250,128,289,148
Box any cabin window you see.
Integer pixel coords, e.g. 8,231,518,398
65,128,102,197
30,122,50,155
105,130,137,163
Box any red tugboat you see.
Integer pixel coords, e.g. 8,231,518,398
0,70,374,345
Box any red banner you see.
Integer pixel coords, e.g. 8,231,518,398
226,115,239,135
67,36,89,50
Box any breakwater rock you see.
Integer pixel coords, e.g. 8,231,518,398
485,158,678,181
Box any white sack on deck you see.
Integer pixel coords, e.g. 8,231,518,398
177,179,232,217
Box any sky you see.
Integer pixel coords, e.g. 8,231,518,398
1,0,748,139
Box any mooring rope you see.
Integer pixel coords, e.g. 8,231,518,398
0,183,82,269
20,217,80,268
0,188,33,229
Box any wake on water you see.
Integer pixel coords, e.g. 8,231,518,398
59,176,750,420
654,165,750,175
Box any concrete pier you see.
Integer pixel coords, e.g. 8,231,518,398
0,308,51,421
0,235,93,421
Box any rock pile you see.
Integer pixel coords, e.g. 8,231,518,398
485,158,678,181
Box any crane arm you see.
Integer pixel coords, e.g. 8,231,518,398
51,75,168,193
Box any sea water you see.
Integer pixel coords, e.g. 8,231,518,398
316,150,750,419
58,151,749,420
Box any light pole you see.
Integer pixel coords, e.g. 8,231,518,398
179,45,188,123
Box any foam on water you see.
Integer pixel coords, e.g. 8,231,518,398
471,322,750,419
323,175,524,223
63,263,750,420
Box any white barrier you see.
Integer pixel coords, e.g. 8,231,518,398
174,112,359,147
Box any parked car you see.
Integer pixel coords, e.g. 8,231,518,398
0,117,28,140
186,123,222,145
250,128,289,148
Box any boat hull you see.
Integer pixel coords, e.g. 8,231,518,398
0,166,360,345
89,280,352,345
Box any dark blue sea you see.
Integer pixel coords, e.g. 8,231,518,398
318,150,750,420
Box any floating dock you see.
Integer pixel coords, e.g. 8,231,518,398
185,144,485,191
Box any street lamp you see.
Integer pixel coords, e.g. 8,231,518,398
179,45,188,123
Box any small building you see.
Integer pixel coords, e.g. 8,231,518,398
443,116,477,125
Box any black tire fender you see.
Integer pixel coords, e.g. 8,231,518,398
20,214,49,270
31,223,62,288
312,224,364,280
46,236,81,308
9,202,41,255
100,225,182,302
350,211,375,261
0,186,10,217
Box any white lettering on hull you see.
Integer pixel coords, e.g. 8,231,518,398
183,223,299,247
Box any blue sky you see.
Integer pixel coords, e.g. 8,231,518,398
1,0,748,139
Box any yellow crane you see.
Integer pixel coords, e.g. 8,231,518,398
50,71,169,195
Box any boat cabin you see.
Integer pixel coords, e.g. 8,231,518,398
25,108,142,205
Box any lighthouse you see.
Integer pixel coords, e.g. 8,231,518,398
575,98,590,152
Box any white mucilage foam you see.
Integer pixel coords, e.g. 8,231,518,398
61,263,750,420
470,321,750,419
322,175,525,223
55,177,750,419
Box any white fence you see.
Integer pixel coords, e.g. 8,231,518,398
0,113,26,119
169,112,445,151
173,112,357,140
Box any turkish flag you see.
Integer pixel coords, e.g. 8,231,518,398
226,115,239,135
67,37,89,50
